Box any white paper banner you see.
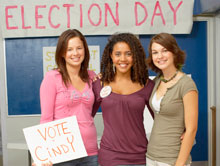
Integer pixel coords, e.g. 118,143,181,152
0,0,194,38
23,116,87,165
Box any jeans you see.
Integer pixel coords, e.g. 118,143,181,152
54,155,98,166
118,165,145,166
146,157,191,166
100,164,145,166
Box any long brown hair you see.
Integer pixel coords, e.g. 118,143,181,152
101,33,149,85
55,29,90,87
146,33,186,73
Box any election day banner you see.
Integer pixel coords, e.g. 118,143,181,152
0,0,194,38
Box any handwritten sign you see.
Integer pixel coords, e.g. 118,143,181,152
43,45,100,76
0,0,194,38
23,116,87,165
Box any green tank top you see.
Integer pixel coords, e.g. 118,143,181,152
147,74,198,166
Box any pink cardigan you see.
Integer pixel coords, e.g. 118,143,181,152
40,69,98,156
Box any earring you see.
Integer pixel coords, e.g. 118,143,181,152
113,64,116,73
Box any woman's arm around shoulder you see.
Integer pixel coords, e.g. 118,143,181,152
91,78,102,117
147,78,155,90
88,70,97,80
145,78,155,118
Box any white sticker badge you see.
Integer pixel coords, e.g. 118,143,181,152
100,86,112,98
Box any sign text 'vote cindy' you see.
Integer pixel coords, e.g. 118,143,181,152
23,116,87,165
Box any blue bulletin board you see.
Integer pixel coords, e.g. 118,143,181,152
6,21,207,161
5,35,109,115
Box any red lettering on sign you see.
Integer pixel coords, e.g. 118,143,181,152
47,148,53,157
21,5,31,29
34,138,75,162
54,121,71,136
51,147,62,157
37,128,47,141
88,3,102,26
67,135,75,152
49,5,60,29
168,1,183,25
48,126,56,139
3,1,185,32
80,4,83,27
35,5,46,29
60,144,69,153
37,122,71,141
105,3,119,26
5,6,18,30
135,2,148,26
63,4,74,28
35,146,48,161
151,1,165,26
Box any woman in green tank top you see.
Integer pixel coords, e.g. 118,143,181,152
146,33,198,166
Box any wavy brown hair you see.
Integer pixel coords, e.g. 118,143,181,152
101,33,149,85
146,33,186,73
55,29,90,87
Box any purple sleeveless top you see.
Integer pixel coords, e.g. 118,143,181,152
92,79,154,166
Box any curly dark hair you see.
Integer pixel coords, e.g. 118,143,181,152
101,33,149,85
146,33,186,73
55,29,90,87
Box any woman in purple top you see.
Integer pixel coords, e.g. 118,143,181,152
92,33,154,166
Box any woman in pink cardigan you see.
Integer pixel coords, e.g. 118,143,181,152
34,29,98,166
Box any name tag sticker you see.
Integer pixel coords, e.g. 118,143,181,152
100,86,112,98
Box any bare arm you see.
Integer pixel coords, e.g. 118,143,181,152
175,90,198,166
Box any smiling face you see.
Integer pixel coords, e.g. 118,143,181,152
111,42,133,75
151,42,176,72
64,37,85,69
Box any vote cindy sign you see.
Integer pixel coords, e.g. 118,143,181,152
23,116,87,165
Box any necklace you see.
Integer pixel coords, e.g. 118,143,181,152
160,70,178,83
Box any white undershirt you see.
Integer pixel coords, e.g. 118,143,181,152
152,92,163,113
